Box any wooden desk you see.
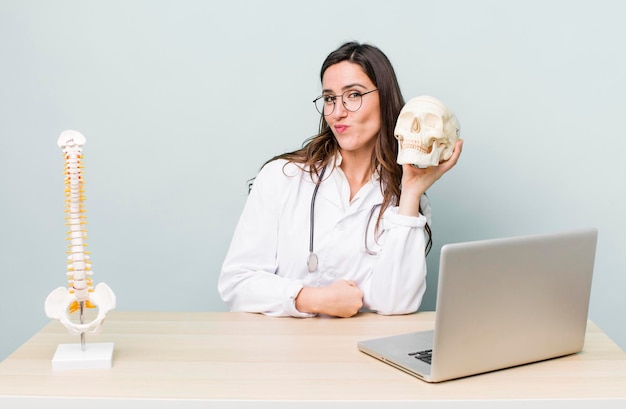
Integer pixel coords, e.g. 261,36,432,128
1,311,625,408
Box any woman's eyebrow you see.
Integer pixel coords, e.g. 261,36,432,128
322,83,367,94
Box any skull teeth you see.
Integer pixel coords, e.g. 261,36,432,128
398,139,433,154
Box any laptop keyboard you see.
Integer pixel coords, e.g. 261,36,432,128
409,349,432,364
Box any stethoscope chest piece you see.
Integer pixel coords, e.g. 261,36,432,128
307,252,318,273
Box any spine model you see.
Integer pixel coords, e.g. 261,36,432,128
45,130,116,339
64,131,91,311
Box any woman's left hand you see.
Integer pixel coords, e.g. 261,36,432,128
398,139,464,217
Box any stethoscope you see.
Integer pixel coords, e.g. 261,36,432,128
307,167,382,273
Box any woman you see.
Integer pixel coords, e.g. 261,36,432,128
218,41,463,318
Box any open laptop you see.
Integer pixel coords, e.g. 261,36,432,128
358,227,598,383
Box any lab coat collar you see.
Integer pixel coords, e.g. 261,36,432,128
318,154,383,212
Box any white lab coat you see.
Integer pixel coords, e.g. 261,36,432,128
218,157,432,317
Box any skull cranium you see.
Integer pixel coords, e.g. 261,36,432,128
394,95,460,168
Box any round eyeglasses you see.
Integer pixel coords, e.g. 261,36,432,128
313,89,378,116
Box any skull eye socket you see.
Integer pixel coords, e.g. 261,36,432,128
423,113,443,129
411,117,420,133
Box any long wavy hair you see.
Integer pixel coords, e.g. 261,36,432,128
262,41,432,254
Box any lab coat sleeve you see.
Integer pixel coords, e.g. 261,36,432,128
218,161,314,318
362,194,431,315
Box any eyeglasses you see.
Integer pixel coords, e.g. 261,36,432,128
313,89,378,116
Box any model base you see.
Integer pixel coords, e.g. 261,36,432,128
51,342,114,370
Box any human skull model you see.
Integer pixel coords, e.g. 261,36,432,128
394,95,460,168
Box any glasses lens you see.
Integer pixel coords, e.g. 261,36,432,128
314,96,336,116
342,90,362,112
314,98,326,115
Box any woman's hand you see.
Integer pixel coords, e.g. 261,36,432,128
295,280,364,317
398,139,464,217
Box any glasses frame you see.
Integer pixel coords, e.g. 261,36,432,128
313,88,378,116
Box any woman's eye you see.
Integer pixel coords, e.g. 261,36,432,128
323,95,336,104
346,91,361,99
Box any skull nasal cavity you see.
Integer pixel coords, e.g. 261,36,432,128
411,118,420,133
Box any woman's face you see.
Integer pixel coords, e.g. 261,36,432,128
321,61,381,159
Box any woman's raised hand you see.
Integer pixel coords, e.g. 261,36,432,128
398,139,464,217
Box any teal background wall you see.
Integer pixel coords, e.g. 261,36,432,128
2,0,625,361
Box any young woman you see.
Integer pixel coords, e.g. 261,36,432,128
218,41,463,318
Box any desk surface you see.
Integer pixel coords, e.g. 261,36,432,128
1,311,625,408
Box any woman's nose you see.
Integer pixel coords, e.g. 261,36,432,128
331,100,348,119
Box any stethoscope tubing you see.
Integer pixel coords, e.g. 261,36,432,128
307,167,326,273
307,166,381,272
363,203,382,256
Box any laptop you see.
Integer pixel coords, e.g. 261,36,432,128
358,227,598,383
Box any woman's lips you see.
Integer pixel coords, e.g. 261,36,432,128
334,124,349,134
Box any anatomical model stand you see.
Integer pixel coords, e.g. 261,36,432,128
44,130,116,370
